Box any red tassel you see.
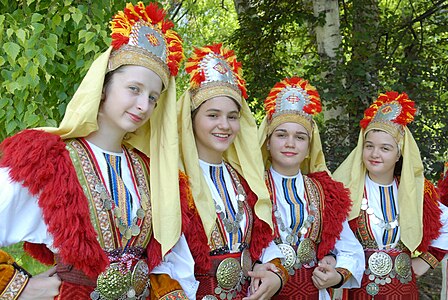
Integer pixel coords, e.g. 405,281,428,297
417,179,443,252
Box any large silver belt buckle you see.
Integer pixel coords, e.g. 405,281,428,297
91,259,150,300
368,252,393,277
214,257,243,300
277,243,296,270
364,251,397,297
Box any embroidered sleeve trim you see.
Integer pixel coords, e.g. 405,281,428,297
419,251,439,269
335,267,352,287
159,290,189,300
0,269,29,300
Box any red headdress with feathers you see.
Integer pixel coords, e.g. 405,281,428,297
360,91,416,143
185,43,247,109
108,2,184,89
264,76,321,135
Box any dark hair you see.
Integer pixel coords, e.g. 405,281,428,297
394,155,403,176
103,67,124,91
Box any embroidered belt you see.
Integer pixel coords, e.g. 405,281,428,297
199,249,252,300
364,249,412,298
56,260,97,287
276,238,317,275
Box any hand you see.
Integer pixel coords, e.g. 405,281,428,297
244,263,281,300
18,267,61,299
311,262,342,289
318,255,336,268
411,257,430,278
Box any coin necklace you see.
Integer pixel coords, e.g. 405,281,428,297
271,174,316,245
361,184,399,231
96,152,148,245
212,163,247,237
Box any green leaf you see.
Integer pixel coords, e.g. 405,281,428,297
64,13,71,22
47,33,58,46
28,65,38,78
17,57,28,68
0,56,5,67
15,29,26,45
6,28,14,38
72,10,82,25
57,64,69,74
3,42,21,61
36,53,47,67
0,98,8,109
78,29,87,39
31,23,45,34
45,119,58,127
52,14,62,27
24,113,40,126
31,13,43,23
43,45,56,59
5,120,17,135
85,32,96,42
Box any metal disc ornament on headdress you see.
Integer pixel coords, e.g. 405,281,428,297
108,2,184,89
185,43,248,109
264,77,321,135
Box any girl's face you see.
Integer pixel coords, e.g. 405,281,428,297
98,65,162,137
362,130,400,184
267,122,310,176
192,96,240,164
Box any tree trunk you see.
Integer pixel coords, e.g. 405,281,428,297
312,0,342,121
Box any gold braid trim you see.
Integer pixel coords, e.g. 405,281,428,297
419,251,440,269
1,249,30,299
190,82,242,110
267,113,313,136
365,121,403,144
108,45,170,91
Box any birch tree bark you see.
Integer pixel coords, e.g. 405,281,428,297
312,0,342,121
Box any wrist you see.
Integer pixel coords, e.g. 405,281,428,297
332,267,351,288
268,270,283,296
251,260,262,271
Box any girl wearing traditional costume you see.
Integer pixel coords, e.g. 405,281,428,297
0,2,197,299
334,91,448,299
177,44,288,300
258,77,364,300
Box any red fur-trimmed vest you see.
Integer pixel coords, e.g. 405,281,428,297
438,169,448,207
0,129,191,299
